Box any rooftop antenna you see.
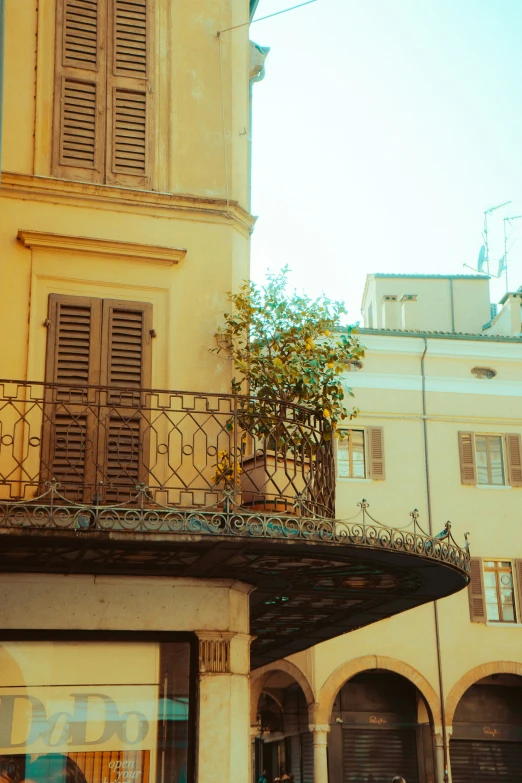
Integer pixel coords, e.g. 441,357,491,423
463,200,511,275
501,215,522,293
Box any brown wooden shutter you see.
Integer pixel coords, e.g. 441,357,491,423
367,427,385,480
45,294,102,388
106,0,153,188
42,295,103,500
505,433,522,487
98,299,152,501
100,299,152,391
458,432,476,485
468,557,487,623
515,561,522,623
53,0,107,182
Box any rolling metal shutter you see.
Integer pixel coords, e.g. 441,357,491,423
341,728,419,783
301,732,314,783
450,739,522,782
290,735,302,783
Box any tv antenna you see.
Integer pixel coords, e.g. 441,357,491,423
463,200,512,275
501,215,522,293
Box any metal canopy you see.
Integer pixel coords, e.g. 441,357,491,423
0,513,469,669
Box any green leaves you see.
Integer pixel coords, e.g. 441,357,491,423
212,268,364,433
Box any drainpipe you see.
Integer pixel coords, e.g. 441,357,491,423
0,0,5,181
420,337,450,783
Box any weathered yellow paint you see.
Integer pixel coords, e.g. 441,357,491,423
0,0,254,393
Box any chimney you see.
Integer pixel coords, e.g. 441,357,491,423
504,293,522,335
400,294,419,330
381,295,399,329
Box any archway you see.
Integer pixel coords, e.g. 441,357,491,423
448,670,522,783
251,663,315,783
318,660,438,783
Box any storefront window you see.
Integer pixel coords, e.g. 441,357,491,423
0,640,192,783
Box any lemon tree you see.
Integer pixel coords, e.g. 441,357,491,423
212,267,364,441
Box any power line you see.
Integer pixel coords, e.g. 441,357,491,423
217,0,318,36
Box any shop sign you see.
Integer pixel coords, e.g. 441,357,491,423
0,686,157,754
452,722,522,742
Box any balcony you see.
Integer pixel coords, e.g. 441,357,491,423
0,380,469,667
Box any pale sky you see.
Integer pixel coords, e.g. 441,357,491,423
250,0,522,322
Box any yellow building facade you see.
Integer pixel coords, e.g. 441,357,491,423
0,3,258,783
252,275,522,783
0,6,472,783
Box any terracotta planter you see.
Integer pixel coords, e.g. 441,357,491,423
240,451,310,514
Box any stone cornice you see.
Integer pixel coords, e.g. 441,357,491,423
17,230,187,266
2,172,256,235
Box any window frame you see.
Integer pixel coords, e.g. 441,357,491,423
474,433,506,486
337,428,367,480
483,560,517,624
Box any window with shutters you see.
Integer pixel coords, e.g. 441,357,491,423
338,430,366,478
476,435,504,485
337,427,385,480
458,432,522,487
483,560,517,623
469,558,522,625
53,0,153,187
42,293,152,502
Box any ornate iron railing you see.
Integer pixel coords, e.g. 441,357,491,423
0,380,335,517
0,482,469,573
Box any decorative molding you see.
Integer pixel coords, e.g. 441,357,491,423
2,173,256,236
17,230,187,267
344,373,522,398
198,636,232,674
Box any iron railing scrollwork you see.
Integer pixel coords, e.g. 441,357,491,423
0,379,335,517
0,481,470,572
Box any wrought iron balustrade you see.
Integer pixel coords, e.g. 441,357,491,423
0,379,335,518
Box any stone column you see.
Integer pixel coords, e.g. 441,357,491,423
251,726,260,783
309,723,330,783
197,631,252,783
434,729,452,783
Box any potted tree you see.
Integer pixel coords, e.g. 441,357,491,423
211,268,364,513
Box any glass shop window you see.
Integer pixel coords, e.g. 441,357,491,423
0,641,192,783
483,560,516,623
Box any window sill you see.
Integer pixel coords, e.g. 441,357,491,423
475,484,511,490
486,621,520,628
337,477,372,483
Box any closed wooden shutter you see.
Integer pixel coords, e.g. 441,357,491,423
515,561,522,623
98,299,152,501
468,557,487,623
53,0,107,182
341,727,419,783
42,295,103,500
42,294,152,503
106,0,153,187
450,739,522,783
367,427,385,480
505,433,522,487
458,431,477,485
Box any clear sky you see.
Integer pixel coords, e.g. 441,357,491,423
250,0,522,322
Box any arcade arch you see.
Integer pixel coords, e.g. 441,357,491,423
251,662,316,783
447,665,522,783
